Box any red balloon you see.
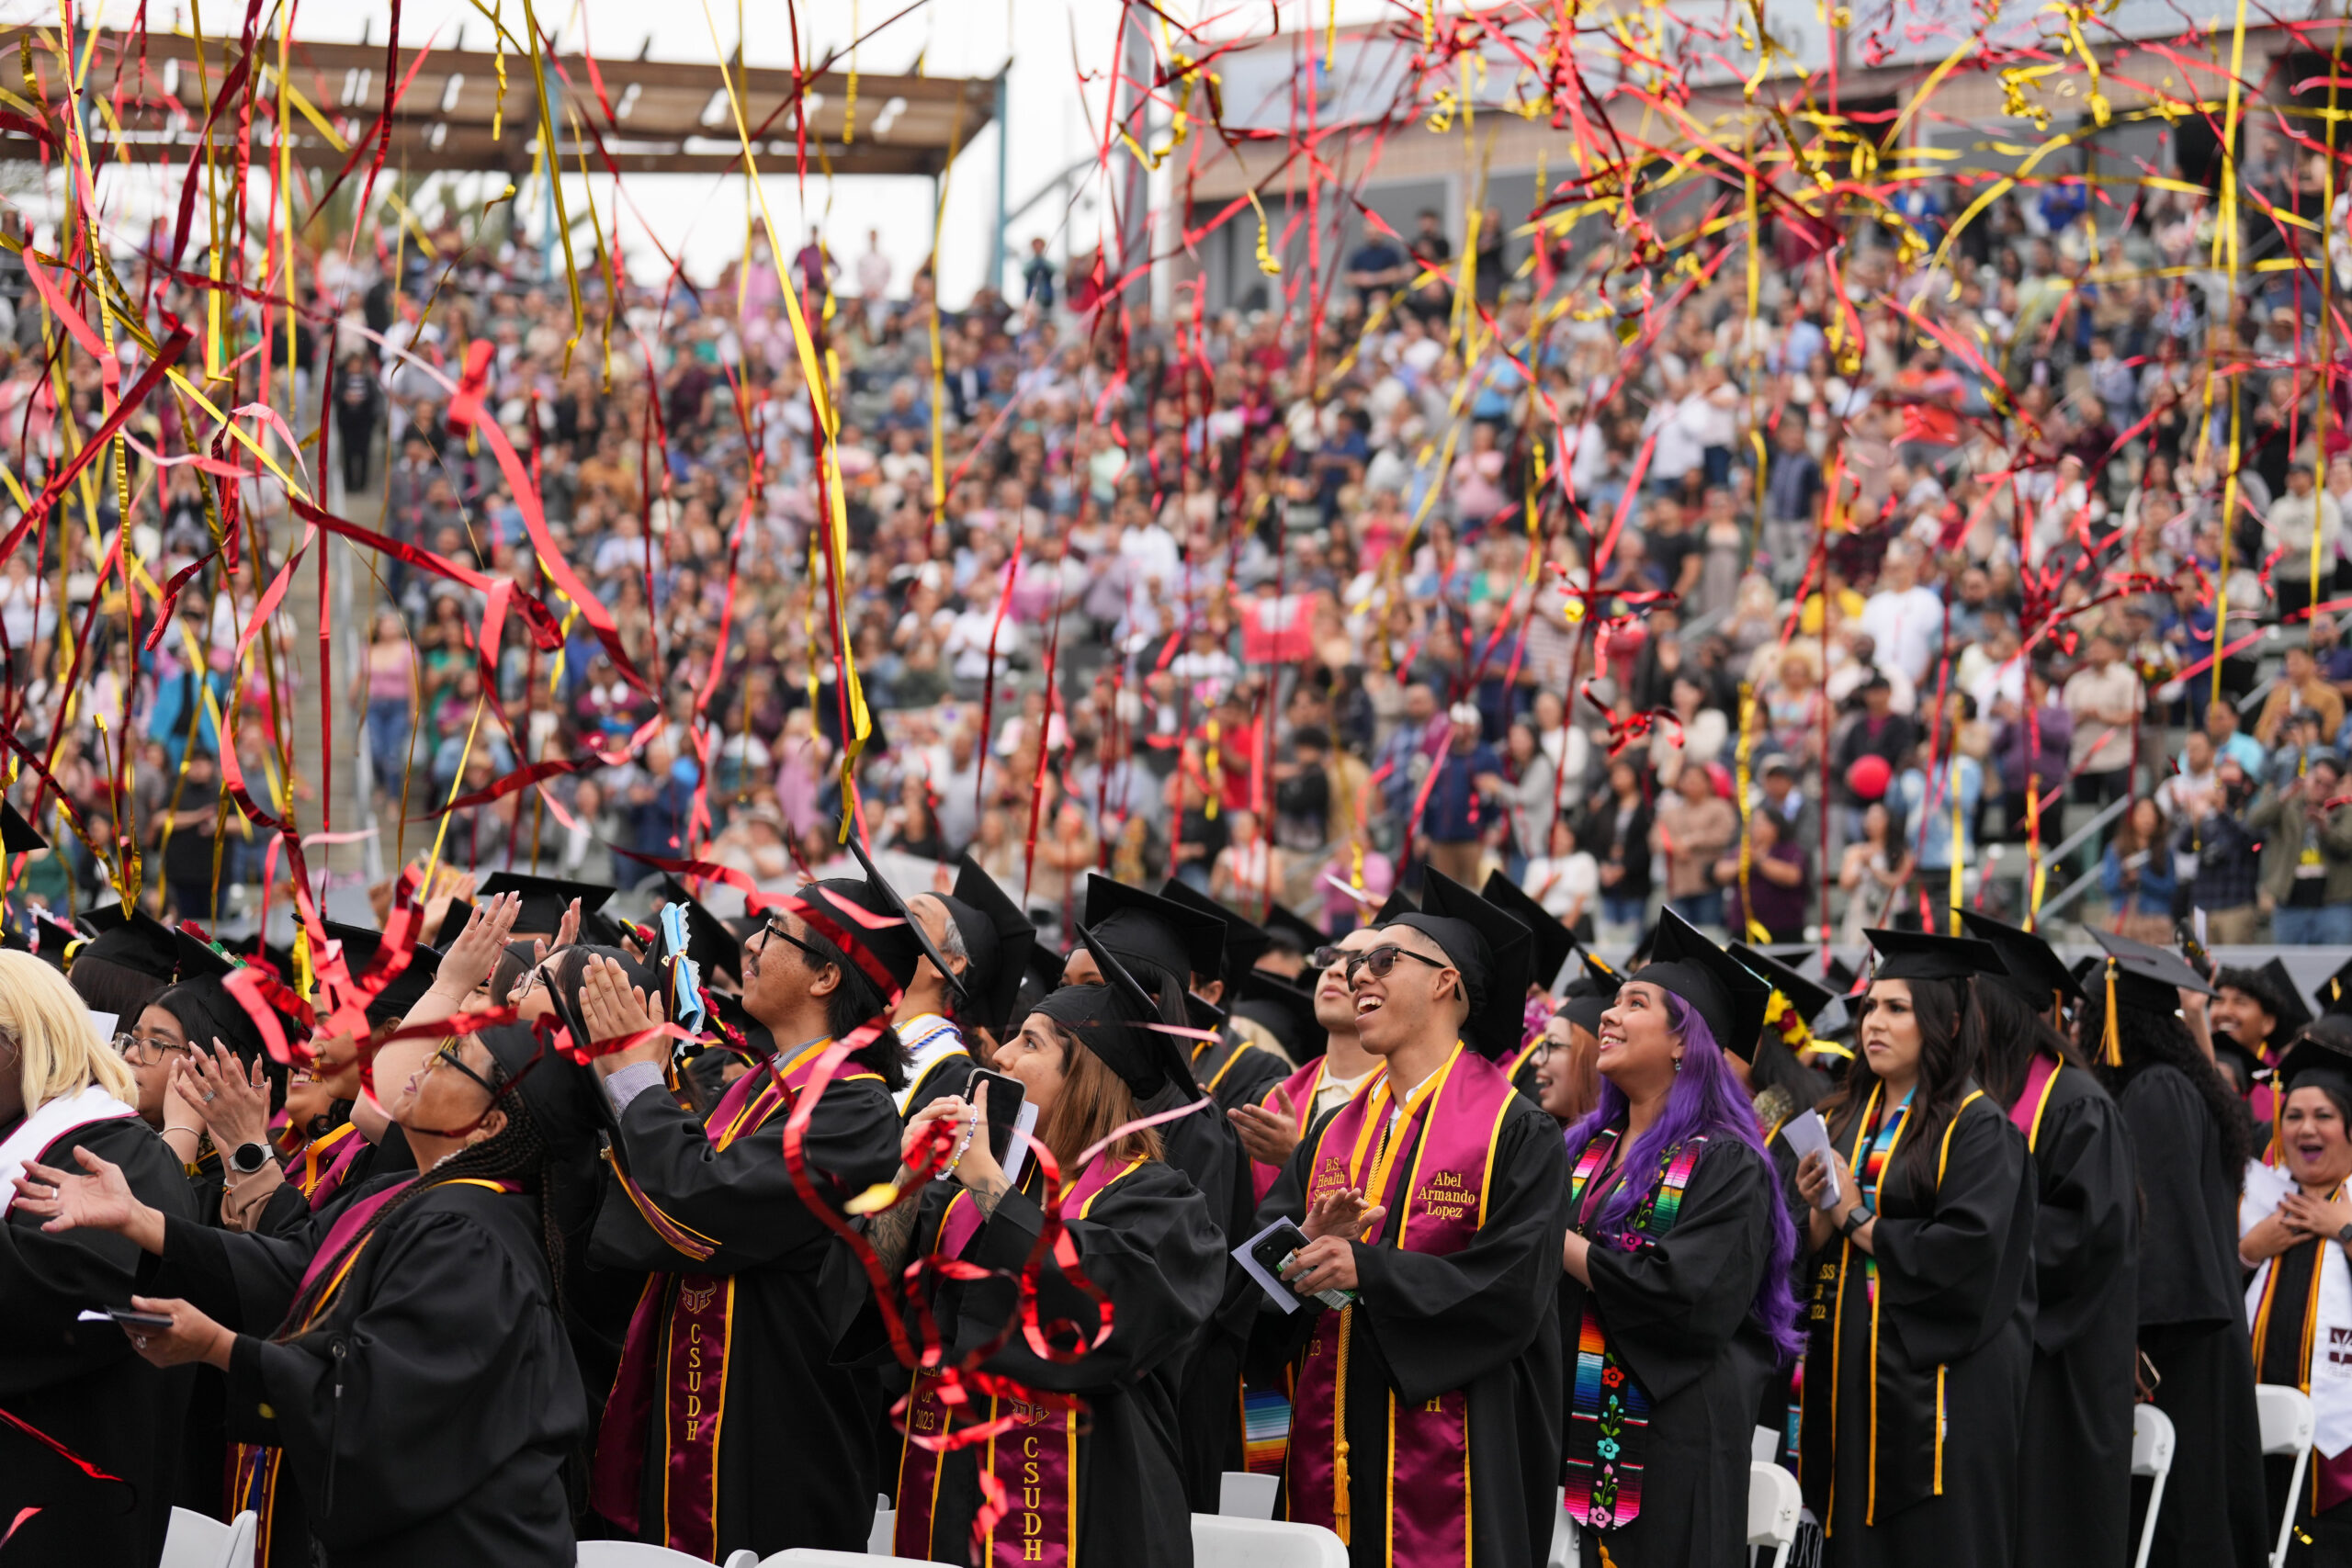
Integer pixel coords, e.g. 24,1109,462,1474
1846,753,1893,802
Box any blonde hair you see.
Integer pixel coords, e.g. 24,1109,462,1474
0,949,135,1111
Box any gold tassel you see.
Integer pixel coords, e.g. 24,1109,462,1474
2102,958,2122,1067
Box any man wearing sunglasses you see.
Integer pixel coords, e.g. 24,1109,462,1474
1247,870,1574,1568
582,868,953,1562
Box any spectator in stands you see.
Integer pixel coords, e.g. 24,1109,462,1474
2255,643,2346,748
2063,634,2143,814
2251,750,2352,942
1652,762,1736,930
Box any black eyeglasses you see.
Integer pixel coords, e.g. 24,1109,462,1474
1343,944,1451,984
759,915,833,970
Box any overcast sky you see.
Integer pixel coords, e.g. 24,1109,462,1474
4,0,1412,299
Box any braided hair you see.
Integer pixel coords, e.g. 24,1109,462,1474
273,1037,564,1338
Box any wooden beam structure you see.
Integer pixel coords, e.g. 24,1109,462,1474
0,26,994,178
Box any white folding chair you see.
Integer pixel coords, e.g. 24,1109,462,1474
2257,1383,2317,1568
763,1552,932,1567
1190,1513,1350,1567
1219,1471,1281,1520
1547,1486,1579,1568
2131,1403,2177,1568
1747,1461,1803,1568
160,1507,257,1568
578,1544,756,1568
868,1492,895,1555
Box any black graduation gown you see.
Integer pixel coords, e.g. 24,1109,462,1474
901,1049,976,1122
1194,1027,1293,1114
153,1178,586,1567
1250,1092,1572,1568
0,1114,197,1568
2119,1064,2270,1568
590,1068,902,1557
1802,1092,2036,1568
177,1148,231,1520
1563,1134,1781,1568
1159,1083,1259,1512
873,1158,1224,1566
2011,1064,2140,1568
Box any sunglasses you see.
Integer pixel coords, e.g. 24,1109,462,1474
1340,944,1451,984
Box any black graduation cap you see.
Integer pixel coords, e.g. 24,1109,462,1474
2275,1017,2352,1100
474,872,616,937
943,855,1037,1035
1951,907,2085,1007
1481,870,1576,994
2087,927,2214,1013
426,898,476,952
80,902,129,935
1378,869,1532,1060
844,835,967,1002
793,855,962,1003
659,875,744,982
171,925,236,984
1633,908,1771,1061
1863,928,2004,984
26,908,81,971
1257,902,1327,959
2220,959,2314,1040
1236,967,1321,1055
1729,942,1835,1023
73,908,180,981
322,920,445,1024
1,798,46,855
1081,874,1227,988
1371,887,1417,925
1558,951,1624,1038
2322,954,2352,1018
1156,876,1271,983
1036,922,1201,1102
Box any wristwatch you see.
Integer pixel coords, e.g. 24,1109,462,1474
1839,1205,1873,1238
229,1142,271,1177
2338,1221,2352,1249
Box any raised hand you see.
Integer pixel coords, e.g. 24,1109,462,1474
119,1296,236,1370
1303,1184,1388,1243
1228,1084,1302,1168
581,955,665,1076
174,1042,271,1155
432,890,523,1000
14,1145,166,1252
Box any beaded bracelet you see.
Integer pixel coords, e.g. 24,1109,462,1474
942,1112,979,1179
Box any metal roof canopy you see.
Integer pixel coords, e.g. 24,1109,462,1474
0,28,996,177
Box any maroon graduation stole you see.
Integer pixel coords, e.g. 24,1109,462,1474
1561,1128,1711,1533
590,1040,879,1557
893,1150,1144,1565
1283,1043,1516,1560
233,1175,517,1562
300,1122,366,1210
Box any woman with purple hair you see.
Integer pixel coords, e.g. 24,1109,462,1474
1559,910,1806,1566
1793,929,2037,1568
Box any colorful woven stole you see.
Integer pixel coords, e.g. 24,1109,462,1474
1283,1044,1517,1562
1561,1128,1711,1532
590,1039,880,1555
1858,1092,1910,1308
893,1152,1142,1566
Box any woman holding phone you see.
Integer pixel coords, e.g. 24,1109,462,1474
1792,929,2036,1568
15,1019,590,1568
1557,911,1804,1566
854,926,1223,1568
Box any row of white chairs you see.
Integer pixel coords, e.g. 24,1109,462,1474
154,1385,2319,1568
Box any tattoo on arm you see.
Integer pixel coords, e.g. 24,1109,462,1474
869,1189,923,1273
968,1173,1010,1218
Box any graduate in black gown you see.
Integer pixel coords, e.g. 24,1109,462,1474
2237,1028,2352,1567
1249,870,1572,1568
0,951,197,1567
2082,929,2271,1568
1960,915,2140,1568
1066,873,1261,1511
861,924,1223,1566
1484,870,1582,1101
888,855,1035,1122
1559,911,1805,1566
582,867,945,1559
18,1014,589,1568
1793,929,2037,1568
